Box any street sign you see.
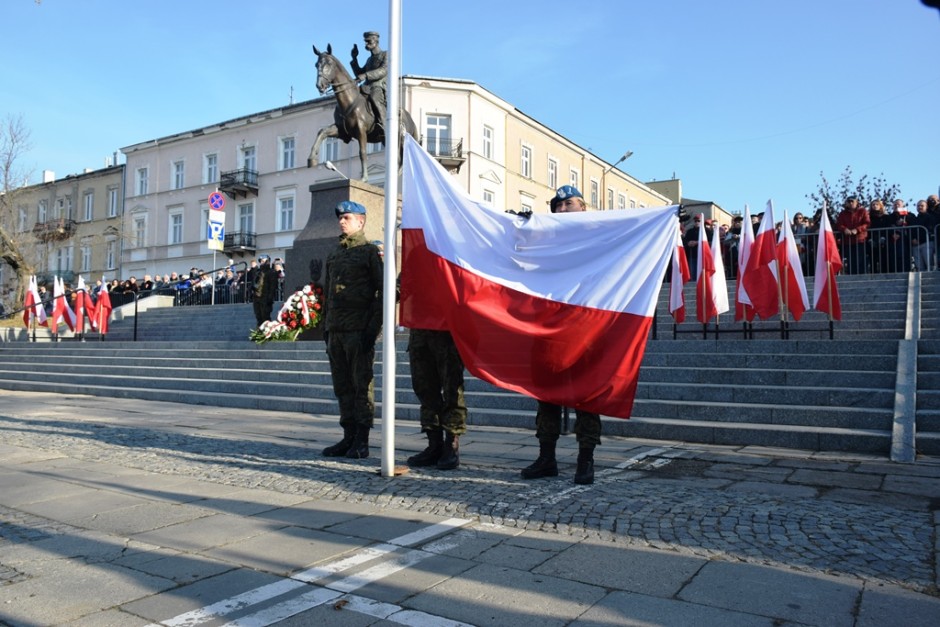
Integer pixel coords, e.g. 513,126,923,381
207,209,225,251
208,191,226,211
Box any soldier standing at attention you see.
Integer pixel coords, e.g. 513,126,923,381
406,329,468,470
519,185,602,485
321,201,384,460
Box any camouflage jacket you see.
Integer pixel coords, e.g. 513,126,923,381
324,230,383,334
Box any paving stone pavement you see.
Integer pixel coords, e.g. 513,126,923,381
1,390,940,626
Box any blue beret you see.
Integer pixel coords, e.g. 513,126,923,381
335,200,366,217
554,185,583,201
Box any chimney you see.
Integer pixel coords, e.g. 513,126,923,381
42,170,55,183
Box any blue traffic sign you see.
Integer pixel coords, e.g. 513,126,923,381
208,192,226,210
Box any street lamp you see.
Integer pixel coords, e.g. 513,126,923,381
601,151,633,210
324,160,349,180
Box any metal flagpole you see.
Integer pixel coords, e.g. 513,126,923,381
380,0,403,478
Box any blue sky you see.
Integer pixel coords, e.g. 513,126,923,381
3,0,938,216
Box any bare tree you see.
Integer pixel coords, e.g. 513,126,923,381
0,114,37,306
806,166,905,218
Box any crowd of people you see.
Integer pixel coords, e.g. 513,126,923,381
684,193,940,278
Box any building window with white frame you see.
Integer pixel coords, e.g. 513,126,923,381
204,153,219,184
483,189,495,207
320,138,340,163
280,137,295,170
81,245,91,271
618,194,625,209
590,180,599,208
83,191,94,221
136,167,149,196
238,203,254,233
630,199,636,209
520,144,532,179
55,246,73,273
277,193,295,231
134,217,146,248
569,169,578,190
38,200,47,222
172,160,185,190
548,158,558,190
18,206,28,232
169,212,184,245
482,125,493,160
105,240,116,270
426,114,452,156
606,189,614,211
107,187,118,217
241,145,257,172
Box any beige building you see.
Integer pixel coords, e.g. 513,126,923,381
0,165,124,304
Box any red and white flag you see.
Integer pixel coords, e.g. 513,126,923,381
669,224,691,323
741,200,780,320
50,276,76,332
710,221,730,316
92,275,112,333
399,135,677,418
813,205,843,320
735,204,757,322
776,210,809,321
22,275,48,328
695,214,717,323
74,275,90,333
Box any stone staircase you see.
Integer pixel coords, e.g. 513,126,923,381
0,272,933,457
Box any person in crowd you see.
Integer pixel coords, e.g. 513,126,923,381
141,274,155,292
123,277,139,294
108,279,121,293
519,186,601,485
273,259,286,300
246,260,259,303
724,215,744,279
868,200,893,274
836,196,870,275
320,201,383,460
683,214,712,279
791,212,809,272
252,255,278,325
911,199,937,271
887,199,912,273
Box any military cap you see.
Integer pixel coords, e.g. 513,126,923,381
363,31,380,39
335,200,367,217
554,185,583,201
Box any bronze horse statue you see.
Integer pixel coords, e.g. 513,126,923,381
307,43,417,183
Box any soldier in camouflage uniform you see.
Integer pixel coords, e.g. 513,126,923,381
321,201,383,460
406,329,467,470
519,186,601,485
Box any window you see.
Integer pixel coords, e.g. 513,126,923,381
241,145,257,172
607,189,614,211
238,203,254,233
618,194,626,210
134,217,146,248
278,194,295,231
169,213,184,245
521,202,532,214
55,247,73,273
548,158,558,190
483,189,495,207
107,187,119,217
482,125,493,160
38,200,47,222
136,167,149,195
520,144,532,179
590,180,599,208
105,240,116,270
83,192,94,221
425,114,452,156
321,138,340,163
280,137,295,170
81,246,91,271
204,153,219,184
630,199,637,209
18,206,28,232
54,198,65,219
570,169,579,189
172,160,185,190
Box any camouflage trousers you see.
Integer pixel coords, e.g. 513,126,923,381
326,330,376,430
408,329,467,436
535,401,601,447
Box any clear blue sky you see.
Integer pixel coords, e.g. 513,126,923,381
3,0,938,216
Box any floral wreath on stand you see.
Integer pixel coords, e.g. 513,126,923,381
249,283,323,343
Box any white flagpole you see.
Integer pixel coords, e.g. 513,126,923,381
380,0,403,478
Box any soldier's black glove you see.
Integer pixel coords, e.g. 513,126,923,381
506,209,532,220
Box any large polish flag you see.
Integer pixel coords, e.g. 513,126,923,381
50,276,76,332
92,276,112,333
22,275,48,328
735,204,757,322
813,207,843,320
399,135,677,419
710,222,730,316
741,200,780,320
669,224,691,323
695,215,717,324
776,210,810,321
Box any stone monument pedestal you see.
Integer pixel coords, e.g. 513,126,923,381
284,177,394,341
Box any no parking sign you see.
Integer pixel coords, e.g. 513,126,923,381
207,192,225,251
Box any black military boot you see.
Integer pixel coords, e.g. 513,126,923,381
574,445,595,485
408,429,443,467
345,426,370,459
436,432,460,470
322,427,355,457
520,440,558,479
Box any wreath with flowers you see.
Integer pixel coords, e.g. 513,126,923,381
249,283,323,343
